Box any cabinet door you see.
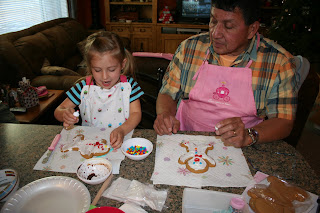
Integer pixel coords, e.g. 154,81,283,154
132,25,153,52
162,34,193,54
132,36,153,52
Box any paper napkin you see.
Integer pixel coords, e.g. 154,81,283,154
33,126,133,174
151,134,253,188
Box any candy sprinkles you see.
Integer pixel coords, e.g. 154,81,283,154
126,145,148,155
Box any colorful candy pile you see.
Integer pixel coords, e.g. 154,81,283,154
126,145,148,155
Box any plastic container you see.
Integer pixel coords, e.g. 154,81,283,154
229,197,245,212
182,188,248,213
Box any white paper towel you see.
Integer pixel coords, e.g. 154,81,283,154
151,134,253,187
33,126,132,174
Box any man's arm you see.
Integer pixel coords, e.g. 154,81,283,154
153,93,180,135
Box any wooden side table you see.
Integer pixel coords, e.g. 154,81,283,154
14,90,64,124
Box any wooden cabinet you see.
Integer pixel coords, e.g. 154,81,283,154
104,0,157,52
103,0,209,53
106,23,155,52
156,24,209,53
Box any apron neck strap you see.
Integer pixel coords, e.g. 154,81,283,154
86,76,94,85
246,60,253,68
120,75,127,82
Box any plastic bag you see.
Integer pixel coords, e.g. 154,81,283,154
103,177,168,211
247,176,312,213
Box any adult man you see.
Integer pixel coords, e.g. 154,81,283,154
153,0,299,148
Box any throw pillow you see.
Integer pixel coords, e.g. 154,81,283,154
41,58,80,76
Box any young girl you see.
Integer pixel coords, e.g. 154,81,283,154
54,31,144,149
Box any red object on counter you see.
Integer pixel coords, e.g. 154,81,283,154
86,206,125,213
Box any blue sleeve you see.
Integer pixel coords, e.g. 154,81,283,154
128,77,144,103
66,80,86,105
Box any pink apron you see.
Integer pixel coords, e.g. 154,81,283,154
176,45,263,131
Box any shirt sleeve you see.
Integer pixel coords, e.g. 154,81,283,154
128,77,144,103
66,80,86,106
266,56,298,120
159,43,183,101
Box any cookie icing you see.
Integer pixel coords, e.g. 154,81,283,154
179,141,216,173
61,134,110,158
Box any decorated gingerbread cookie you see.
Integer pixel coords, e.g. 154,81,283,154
61,134,111,159
178,140,216,173
247,176,310,213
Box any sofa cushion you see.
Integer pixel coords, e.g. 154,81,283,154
32,75,83,91
77,39,86,57
58,20,88,45
61,53,83,70
41,66,81,76
13,32,55,75
41,57,82,76
41,25,76,65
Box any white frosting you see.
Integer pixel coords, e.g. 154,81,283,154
179,141,216,172
61,135,109,157
187,157,207,171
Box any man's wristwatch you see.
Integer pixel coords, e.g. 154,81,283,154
247,128,259,146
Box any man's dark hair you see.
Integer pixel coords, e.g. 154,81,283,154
211,0,261,25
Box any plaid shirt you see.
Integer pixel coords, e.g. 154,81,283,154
160,33,299,120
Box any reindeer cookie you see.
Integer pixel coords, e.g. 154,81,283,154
61,134,111,159
178,141,216,173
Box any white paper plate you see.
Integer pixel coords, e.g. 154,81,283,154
1,176,90,213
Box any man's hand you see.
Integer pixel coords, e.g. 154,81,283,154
215,117,249,148
153,112,180,135
215,117,294,148
154,93,180,135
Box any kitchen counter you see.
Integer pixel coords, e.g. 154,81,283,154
0,123,319,212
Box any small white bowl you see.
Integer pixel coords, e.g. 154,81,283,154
77,158,112,185
121,138,153,161
0,169,19,202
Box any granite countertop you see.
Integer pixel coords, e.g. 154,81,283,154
0,124,319,212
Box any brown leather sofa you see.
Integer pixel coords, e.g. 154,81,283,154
0,18,130,91
0,18,88,91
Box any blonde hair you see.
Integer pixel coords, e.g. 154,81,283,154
84,31,135,79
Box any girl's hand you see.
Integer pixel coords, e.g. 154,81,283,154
62,108,79,128
110,128,125,149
